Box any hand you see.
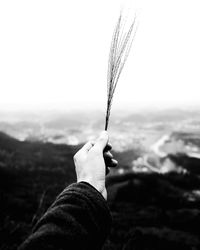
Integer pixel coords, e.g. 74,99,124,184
73,131,118,200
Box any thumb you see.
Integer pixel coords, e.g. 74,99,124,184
94,131,109,152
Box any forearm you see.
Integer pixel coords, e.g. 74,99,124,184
19,182,112,250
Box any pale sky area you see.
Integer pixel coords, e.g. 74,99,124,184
0,0,200,112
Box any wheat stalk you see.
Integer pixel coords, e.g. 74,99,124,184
105,13,137,130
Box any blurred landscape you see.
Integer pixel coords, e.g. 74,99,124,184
1,108,200,249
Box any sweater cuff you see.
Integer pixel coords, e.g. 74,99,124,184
78,181,107,200
60,181,112,223
60,181,111,218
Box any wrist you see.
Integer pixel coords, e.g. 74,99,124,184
77,178,107,200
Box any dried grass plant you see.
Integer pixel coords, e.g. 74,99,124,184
105,13,137,130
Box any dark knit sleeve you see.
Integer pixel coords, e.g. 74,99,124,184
18,182,112,250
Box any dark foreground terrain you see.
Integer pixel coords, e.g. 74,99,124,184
0,132,200,250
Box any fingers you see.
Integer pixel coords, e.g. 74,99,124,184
104,143,112,152
104,151,113,159
105,158,118,176
105,159,118,175
110,159,118,167
80,131,117,169
93,131,109,152
103,151,118,168
80,131,110,155
81,141,94,152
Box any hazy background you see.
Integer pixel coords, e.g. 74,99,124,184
1,0,200,112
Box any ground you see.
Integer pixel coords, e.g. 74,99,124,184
0,132,200,250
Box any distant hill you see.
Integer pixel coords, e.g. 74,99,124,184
106,171,200,249
1,132,200,250
0,131,79,171
0,132,79,249
0,131,20,149
125,109,200,124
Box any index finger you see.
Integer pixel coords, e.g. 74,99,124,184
81,141,94,153
93,131,109,152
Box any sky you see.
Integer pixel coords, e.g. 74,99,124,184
0,0,200,112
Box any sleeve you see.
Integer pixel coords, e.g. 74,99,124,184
18,182,112,250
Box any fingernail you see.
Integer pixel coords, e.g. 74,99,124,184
112,159,118,164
